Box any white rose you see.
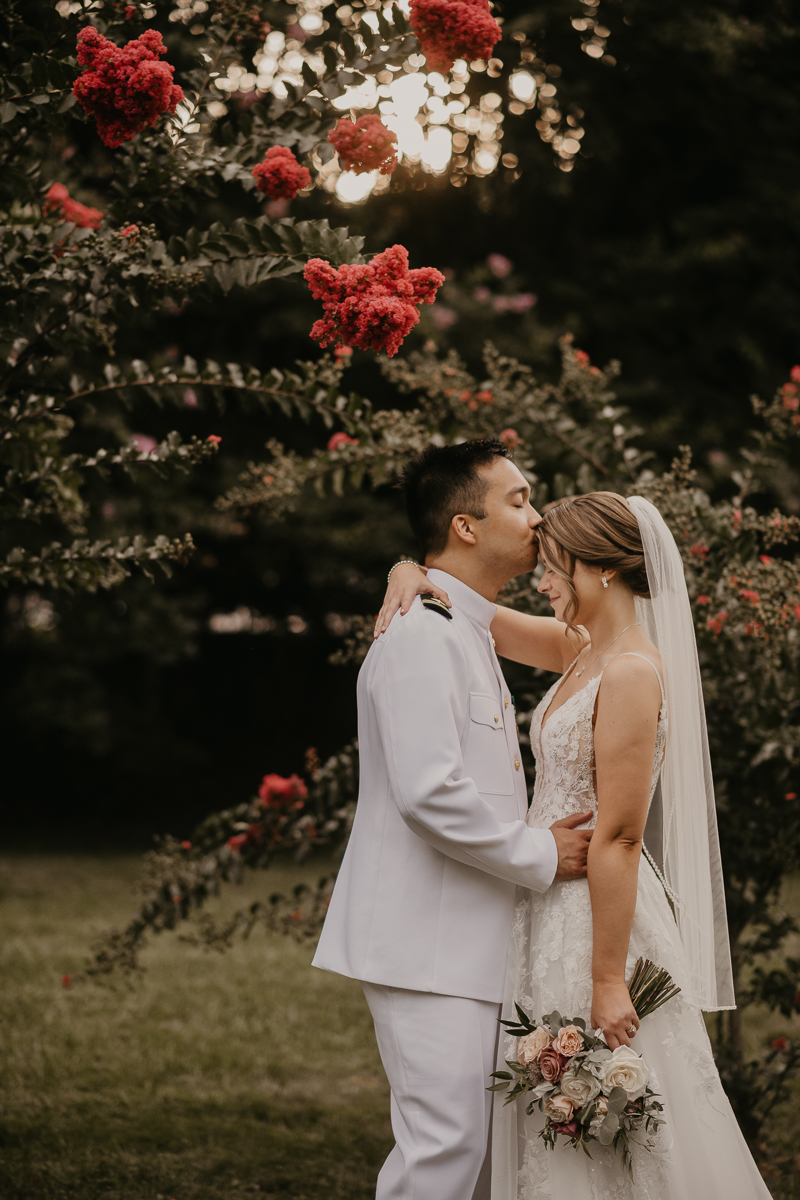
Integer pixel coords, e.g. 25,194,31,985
600,1045,649,1101
560,1070,601,1108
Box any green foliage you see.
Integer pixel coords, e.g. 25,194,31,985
0,0,419,594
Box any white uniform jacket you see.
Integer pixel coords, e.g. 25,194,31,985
312,569,557,1004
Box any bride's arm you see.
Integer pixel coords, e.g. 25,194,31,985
490,605,583,674
373,561,452,637
588,656,662,1050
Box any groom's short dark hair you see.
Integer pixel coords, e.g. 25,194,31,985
400,439,511,559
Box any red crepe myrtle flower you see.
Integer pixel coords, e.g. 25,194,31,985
791,365,800,383
73,27,184,149
782,386,799,411
474,390,493,404
786,792,797,801
207,434,222,445
334,344,353,359
328,114,398,176
251,146,311,200
794,605,800,621
696,595,710,605
574,350,590,367
759,555,772,565
61,974,72,989
689,543,709,558
304,244,444,358
707,610,728,636
499,428,521,449
739,589,761,605
124,5,136,17
43,183,103,229
181,840,192,849
732,509,742,526
120,224,139,240
409,0,502,75
258,772,308,809
328,432,359,451
227,833,248,851
772,1037,790,1052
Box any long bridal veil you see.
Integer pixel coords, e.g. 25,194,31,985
628,496,735,1011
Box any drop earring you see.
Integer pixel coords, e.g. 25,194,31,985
601,575,608,588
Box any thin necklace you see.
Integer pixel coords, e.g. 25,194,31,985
574,621,641,678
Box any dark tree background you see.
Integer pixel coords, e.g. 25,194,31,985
2,0,798,847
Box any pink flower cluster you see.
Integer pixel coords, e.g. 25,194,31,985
518,1023,585,1085
328,114,398,176
328,432,359,451
227,773,309,852
499,428,521,448
304,244,444,357
43,183,103,229
252,147,312,200
258,772,308,810
73,27,184,149
409,0,502,75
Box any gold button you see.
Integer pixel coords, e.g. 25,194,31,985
514,757,520,771
494,714,499,723
490,635,496,648
504,697,509,709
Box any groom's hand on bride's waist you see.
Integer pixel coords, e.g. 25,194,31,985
550,811,593,881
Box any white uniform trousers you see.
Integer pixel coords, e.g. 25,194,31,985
362,982,501,1200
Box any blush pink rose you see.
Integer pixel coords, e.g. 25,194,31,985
517,1027,552,1066
543,1093,574,1123
553,1025,585,1057
539,1046,568,1084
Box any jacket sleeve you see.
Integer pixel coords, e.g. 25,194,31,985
370,609,557,893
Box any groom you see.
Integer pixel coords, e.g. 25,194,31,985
313,439,592,1199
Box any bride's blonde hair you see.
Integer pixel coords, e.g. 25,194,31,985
537,492,650,634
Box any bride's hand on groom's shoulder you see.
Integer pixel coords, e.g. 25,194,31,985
550,810,593,881
373,563,451,638
591,979,640,1050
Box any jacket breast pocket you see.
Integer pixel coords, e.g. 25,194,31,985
464,692,514,796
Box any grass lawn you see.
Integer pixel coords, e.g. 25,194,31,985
0,853,391,1200
0,853,797,1199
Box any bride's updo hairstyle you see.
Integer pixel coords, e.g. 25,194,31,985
537,492,650,634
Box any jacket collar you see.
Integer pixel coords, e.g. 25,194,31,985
426,569,497,632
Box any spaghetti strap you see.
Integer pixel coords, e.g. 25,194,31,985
615,651,666,707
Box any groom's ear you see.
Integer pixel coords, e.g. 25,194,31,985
451,513,479,547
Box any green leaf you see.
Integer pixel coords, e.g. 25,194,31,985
302,60,318,89
0,101,17,122
322,44,339,74
340,31,358,61
598,1113,620,1145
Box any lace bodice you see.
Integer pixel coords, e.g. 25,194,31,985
527,653,668,831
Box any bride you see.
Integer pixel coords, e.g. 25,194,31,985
380,491,771,1200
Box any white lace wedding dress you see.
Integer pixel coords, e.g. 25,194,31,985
491,654,772,1200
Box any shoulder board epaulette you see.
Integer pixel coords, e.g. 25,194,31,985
421,594,453,620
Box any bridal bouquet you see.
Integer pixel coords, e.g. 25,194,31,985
490,959,680,1172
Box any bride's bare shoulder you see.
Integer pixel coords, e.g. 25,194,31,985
600,648,663,708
